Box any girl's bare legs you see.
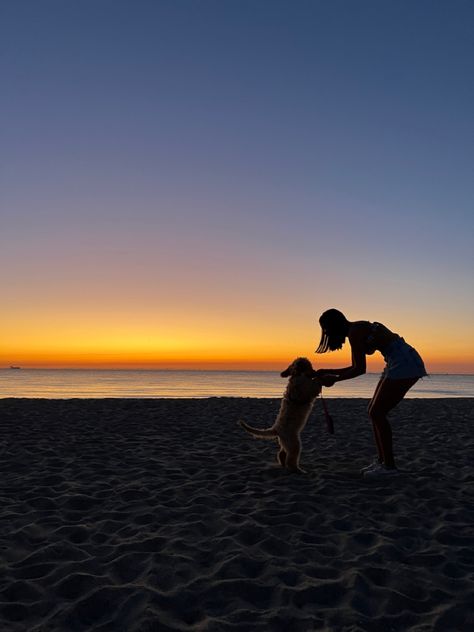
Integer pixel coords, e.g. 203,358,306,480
368,377,418,468
368,377,386,463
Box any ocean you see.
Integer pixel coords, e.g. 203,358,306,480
0,369,473,399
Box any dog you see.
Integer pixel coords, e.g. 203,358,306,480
239,357,333,473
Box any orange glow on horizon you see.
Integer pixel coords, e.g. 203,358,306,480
3,306,473,373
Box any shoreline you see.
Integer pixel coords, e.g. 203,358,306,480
1,398,473,630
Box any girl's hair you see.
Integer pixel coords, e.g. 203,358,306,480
316,308,349,353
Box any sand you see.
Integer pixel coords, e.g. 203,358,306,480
0,397,473,631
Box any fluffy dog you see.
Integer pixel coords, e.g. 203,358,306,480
239,357,332,473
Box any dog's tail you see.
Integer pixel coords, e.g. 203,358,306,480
238,420,278,439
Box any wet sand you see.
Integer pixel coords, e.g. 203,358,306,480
1,397,473,631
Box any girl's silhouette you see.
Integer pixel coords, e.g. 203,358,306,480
315,308,426,477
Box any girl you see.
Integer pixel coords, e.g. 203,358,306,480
315,308,427,477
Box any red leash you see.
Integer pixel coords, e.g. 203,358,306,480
320,392,334,434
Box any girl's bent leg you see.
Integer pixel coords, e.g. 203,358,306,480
368,377,418,468
368,377,386,463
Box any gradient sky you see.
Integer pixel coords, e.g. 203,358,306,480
2,0,473,372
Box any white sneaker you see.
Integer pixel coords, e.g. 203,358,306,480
363,465,400,478
360,460,382,474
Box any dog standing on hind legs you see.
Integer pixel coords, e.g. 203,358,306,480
239,357,335,473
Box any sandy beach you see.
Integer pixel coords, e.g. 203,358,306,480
0,397,473,631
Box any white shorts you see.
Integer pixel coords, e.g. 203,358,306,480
382,337,427,380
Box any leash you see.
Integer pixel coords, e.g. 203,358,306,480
320,391,334,434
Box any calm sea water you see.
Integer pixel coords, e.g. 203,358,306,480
0,369,473,399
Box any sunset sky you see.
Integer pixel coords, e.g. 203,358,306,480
2,1,473,372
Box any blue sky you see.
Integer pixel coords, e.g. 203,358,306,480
2,1,473,369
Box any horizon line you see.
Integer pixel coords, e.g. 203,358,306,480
2,367,473,376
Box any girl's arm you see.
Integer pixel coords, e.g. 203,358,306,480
315,333,367,382
315,367,349,375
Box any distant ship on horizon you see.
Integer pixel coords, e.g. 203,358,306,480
9,366,21,370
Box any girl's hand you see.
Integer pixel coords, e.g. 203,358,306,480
312,368,329,378
319,374,338,387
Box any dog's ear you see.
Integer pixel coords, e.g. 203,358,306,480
280,363,294,378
